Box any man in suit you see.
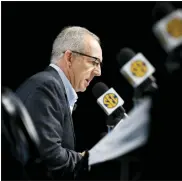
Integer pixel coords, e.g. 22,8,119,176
16,26,102,180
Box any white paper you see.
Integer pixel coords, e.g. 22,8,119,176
89,98,151,166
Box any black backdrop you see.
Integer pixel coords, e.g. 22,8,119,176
2,1,182,180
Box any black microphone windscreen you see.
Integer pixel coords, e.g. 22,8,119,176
92,82,109,99
118,106,126,113
116,47,136,68
152,2,175,24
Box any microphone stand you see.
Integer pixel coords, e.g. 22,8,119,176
133,76,158,106
106,112,128,133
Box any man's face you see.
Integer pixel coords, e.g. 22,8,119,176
68,36,102,92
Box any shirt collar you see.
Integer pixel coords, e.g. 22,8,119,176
49,63,78,112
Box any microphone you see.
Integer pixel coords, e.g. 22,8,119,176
92,82,128,131
165,43,182,74
116,48,158,102
152,2,182,53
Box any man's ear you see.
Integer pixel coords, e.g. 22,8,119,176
64,50,72,67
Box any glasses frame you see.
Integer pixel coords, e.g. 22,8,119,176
63,50,103,67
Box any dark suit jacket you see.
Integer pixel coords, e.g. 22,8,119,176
15,66,82,180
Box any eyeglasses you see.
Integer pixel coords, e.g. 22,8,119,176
67,50,103,67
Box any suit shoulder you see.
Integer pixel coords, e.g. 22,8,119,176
23,69,61,87
32,70,58,84
16,69,64,99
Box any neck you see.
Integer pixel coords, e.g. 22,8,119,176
55,61,76,90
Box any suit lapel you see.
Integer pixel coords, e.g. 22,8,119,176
44,66,76,148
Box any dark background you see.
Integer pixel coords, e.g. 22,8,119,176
2,1,182,180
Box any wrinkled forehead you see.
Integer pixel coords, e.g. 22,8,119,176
84,35,103,62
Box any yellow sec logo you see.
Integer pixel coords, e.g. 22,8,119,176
130,60,148,77
103,93,118,108
166,18,182,38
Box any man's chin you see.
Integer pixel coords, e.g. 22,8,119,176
80,88,86,92
79,85,87,92
76,83,89,92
